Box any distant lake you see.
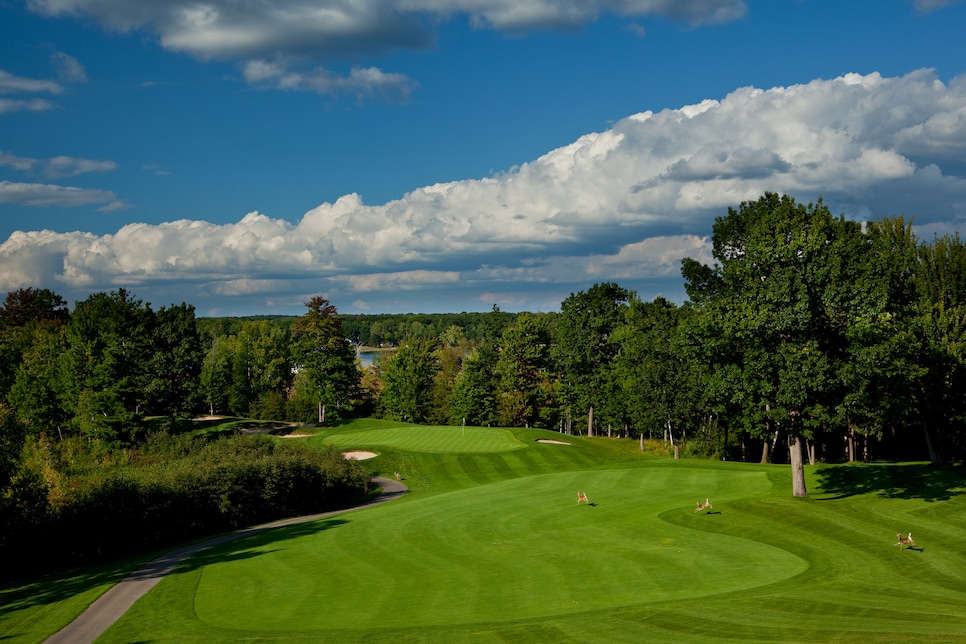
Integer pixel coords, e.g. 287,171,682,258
357,349,392,368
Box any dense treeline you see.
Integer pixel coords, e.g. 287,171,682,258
2,192,965,565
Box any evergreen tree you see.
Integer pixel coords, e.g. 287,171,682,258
291,296,359,424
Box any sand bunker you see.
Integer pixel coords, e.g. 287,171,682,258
536,439,571,445
343,450,378,460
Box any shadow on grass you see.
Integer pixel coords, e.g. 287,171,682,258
813,462,966,502
164,517,348,576
0,518,348,619
0,556,145,618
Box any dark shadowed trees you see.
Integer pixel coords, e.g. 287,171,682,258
144,303,204,427
615,296,704,457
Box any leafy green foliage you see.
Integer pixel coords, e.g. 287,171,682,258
0,432,369,576
553,282,629,436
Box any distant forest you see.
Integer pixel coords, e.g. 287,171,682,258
197,308,531,348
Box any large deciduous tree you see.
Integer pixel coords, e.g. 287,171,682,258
913,232,966,462
682,193,869,496
291,296,359,425
64,289,154,442
448,341,499,427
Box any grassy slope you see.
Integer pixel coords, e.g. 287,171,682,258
3,419,965,643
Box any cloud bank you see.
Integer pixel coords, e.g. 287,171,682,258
2,69,965,314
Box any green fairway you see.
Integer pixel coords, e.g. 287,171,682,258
5,421,966,643
318,421,526,454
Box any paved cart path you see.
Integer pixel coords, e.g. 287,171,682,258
44,477,407,644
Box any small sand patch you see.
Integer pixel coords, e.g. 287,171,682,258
343,450,378,460
278,432,314,438
536,439,570,445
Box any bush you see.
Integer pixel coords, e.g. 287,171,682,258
0,434,370,576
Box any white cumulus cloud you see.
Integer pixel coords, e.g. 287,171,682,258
3,70,966,313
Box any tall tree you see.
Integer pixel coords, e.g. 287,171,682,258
913,232,966,461
553,283,629,436
833,217,923,462
0,288,70,401
64,289,153,442
200,334,235,416
7,322,70,436
429,325,471,425
682,193,868,496
291,296,359,425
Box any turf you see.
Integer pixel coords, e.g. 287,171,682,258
4,420,966,643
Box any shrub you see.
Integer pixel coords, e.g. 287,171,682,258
0,434,370,576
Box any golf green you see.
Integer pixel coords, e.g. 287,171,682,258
320,424,526,454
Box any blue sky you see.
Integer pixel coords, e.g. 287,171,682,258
2,0,966,316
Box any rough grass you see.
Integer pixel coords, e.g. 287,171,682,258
3,420,966,643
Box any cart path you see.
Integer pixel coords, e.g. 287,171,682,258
44,477,407,644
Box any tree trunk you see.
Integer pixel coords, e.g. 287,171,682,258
587,405,594,437
806,440,815,466
319,402,326,425
761,412,778,464
923,422,940,463
789,433,808,497
847,427,856,462
640,433,644,452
